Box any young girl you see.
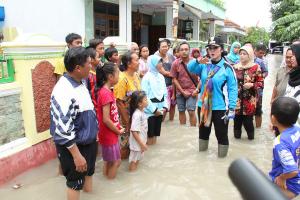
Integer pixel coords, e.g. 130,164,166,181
128,91,148,171
142,55,168,145
139,45,150,78
96,62,125,179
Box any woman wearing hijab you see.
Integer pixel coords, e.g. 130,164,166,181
233,46,263,140
226,41,241,65
285,43,300,124
141,55,168,145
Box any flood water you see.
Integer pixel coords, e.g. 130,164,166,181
1,55,296,200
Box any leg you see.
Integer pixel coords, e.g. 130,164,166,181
234,115,243,139
176,94,187,125
58,162,63,176
129,161,138,171
255,94,263,128
83,176,93,193
67,189,80,200
255,115,262,128
147,137,154,145
153,115,163,144
147,116,156,145
212,111,229,158
103,161,108,176
169,105,176,121
243,115,255,140
187,96,197,126
107,160,121,180
198,108,212,151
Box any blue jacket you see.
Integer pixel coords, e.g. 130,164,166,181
187,58,238,110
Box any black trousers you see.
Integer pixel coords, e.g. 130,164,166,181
234,115,255,139
197,107,229,145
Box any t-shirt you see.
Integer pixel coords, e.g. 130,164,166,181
114,71,141,104
170,58,197,95
97,87,120,146
285,84,300,124
54,57,67,75
269,126,300,191
129,109,148,151
275,67,290,98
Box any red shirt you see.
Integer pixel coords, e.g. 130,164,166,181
97,87,120,145
87,72,97,113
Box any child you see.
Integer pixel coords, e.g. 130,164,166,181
86,47,100,111
129,91,148,171
96,62,125,179
139,45,150,78
50,47,98,200
104,47,119,64
89,39,105,64
141,55,168,145
269,97,300,199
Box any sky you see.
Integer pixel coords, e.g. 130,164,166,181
225,0,273,30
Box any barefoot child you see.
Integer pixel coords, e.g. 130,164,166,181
129,91,148,171
269,97,300,199
96,62,125,179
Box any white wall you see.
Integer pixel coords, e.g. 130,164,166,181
0,0,86,42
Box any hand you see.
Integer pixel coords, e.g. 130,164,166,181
243,82,254,89
119,128,125,135
192,89,199,97
275,175,287,190
155,110,163,116
141,144,148,152
162,108,168,115
171,94,176,101
74,154,87,173
182,91,190,98
227,110,235,119
197,57,209,64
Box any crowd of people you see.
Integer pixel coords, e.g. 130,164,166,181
49,33,300,199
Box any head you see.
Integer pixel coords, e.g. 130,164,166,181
147,55,163,73
179,42,190,59
230,42,241,54
290,43,300,68
139,45,149,59
158,39,170,56
239,46,254,65
96,62,119,88
271,97,300,129
64,47,91,80
206,36,224,61
89,39,105,57
128,42,139,55
129,90,148,119
86,47,100,68
173,45,180,58
104,47,119,63
243,42,253,48
65,33,82,48
121,51,139,72
255,44,267,59
285,48,293,69
191,48,201,59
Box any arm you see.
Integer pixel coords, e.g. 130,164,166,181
226,67,238,110
254,65,264,90
102,104,122,135
271,86,278,104
157,64,172,77
172,78,185,94
116,99,130,126
187,58,204,75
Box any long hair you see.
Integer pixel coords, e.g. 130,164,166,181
129,91,147,121
96,62,117,89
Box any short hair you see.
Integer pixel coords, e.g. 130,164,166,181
157,39,170,49
65,33,82,45
104,47,118,61
85,47,97,59
64,47,89,72
255,44,267,52
271,97,300,127
121,51,134,71
179,41,190,49
89,39,103,49
127,42,138,51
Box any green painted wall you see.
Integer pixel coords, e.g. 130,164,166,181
85,0,94,43
152,12,166,26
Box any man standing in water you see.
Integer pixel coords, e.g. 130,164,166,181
170,42,198,126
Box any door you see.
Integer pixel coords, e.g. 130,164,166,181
148,25,166,54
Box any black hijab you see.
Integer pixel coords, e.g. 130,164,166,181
289,44,300,87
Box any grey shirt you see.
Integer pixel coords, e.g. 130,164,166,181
275,67,291,97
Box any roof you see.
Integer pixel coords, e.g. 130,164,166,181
224,19,246,32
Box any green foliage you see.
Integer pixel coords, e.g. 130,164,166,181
271,0,300,41
210,0,225,9
242,27,270,46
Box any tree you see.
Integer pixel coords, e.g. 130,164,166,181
242,27,270,46
271,0,299,41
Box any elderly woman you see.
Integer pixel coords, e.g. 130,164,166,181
233,46,263,140
114,51,141,158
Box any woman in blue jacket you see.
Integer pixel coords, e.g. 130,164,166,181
188,36,238,157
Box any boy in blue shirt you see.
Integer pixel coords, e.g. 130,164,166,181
269,97,300,199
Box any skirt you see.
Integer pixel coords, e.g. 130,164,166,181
101,143,121,162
